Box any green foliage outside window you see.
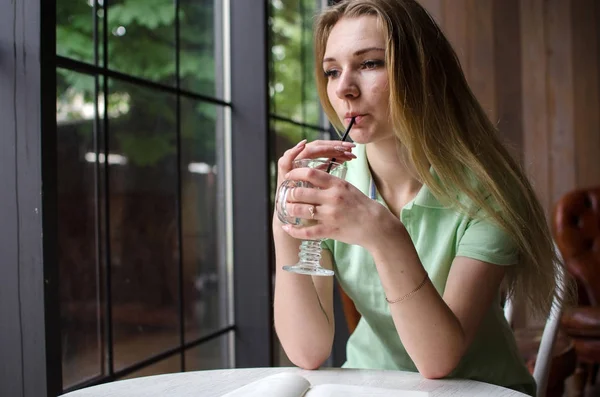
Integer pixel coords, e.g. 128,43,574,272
57,0,217,167
57,0,325,167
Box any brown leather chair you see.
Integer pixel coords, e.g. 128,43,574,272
554,187,600,391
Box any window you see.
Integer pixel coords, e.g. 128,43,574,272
56,0,232,391
269,0,329,174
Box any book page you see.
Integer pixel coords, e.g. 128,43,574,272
307,384,429,397
221,373,311,397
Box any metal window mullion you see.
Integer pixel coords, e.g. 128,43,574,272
299,0,307,139
221,0,236,368
174,0,186,372
92,0,107,380
214,0,233,369
230,0,273,368
101,0,114,378
55,56,231,107
267,0,276,117
42,0,63,393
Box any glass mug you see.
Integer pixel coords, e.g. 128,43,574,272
275,158,347,276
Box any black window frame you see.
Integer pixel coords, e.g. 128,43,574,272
1,0,274,395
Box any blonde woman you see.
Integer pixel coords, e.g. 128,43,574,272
273,1,566,394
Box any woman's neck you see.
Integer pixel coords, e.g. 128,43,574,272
365,139,422,212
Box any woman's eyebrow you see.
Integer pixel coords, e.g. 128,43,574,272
322,47,385,63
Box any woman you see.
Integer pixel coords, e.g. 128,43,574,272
273,1,567,394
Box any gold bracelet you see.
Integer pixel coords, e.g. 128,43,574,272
385,273,429,304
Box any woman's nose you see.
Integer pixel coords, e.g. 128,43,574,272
335,71,359,100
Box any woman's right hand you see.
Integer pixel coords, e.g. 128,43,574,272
276,139,356,187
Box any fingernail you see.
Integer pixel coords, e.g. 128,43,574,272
345,151,356,158
342,142,355,147
295,139,307,147
334,146,347,152
282,225,290,232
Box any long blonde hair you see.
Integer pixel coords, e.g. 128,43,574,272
314,0,570,317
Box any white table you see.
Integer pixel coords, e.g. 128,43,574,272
60,367,529,397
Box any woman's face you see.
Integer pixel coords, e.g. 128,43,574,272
323,15,393,144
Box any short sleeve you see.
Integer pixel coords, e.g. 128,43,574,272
321,238,334,253
456,217,519,265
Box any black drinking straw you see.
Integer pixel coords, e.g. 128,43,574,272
326,117,355,173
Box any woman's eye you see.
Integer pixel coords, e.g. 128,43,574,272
362,60,384,70
324,69,340,78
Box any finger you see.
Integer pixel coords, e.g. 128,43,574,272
287,186,321,204
278,140,307,172
305,139,356,148
297,142,356,161
282,224,327,241
297,146,356,161
285,168,340,189
285,202,320,220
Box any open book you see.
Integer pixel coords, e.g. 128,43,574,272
221,373,429,397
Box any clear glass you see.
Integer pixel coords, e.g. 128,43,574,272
120,354,181,380
269,119,324,208
107,79,179,370
107,0,176,85
185,332,232,371
180,99,230,342
180,0,222,98
275,159,347,276
57,0,102,65
57,70,104,388
269,0,320,125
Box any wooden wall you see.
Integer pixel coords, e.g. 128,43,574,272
419,0,600,218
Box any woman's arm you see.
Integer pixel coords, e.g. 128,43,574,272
280,168,507,378
368,211,506,379
272,139,355,370
273,231,335,369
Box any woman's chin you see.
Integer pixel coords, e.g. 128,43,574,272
348,130,376,145
349,137,370,145
349,128,394,145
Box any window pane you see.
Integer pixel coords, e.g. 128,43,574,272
107,0,176,85
179,0,223,97
185,332,232,371
180,100,230,342
57,70,104,388
57,0,102,64
107,80,179,370
120,354,181,380
270,118,323,165
270,0,321,125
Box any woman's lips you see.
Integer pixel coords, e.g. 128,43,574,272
344,115,366,125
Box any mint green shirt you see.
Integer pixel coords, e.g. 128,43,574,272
323,144,535,395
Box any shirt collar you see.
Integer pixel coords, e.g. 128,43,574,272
413,181,445,208
358,143,444,209
368,175,445,209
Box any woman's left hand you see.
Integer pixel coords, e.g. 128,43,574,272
280,166,390,247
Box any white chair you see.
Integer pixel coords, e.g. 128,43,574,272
503,247,570,397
